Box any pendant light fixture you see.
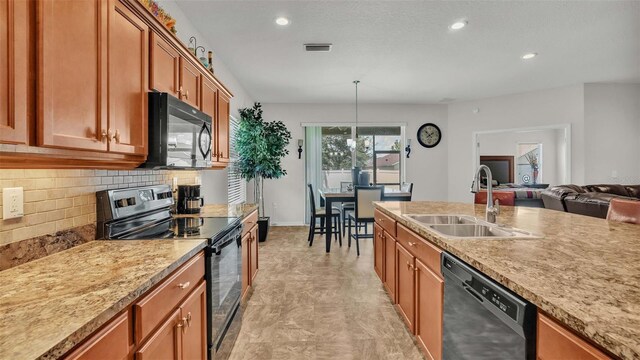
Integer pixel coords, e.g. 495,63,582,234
347,80,360,151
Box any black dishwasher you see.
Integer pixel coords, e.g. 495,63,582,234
441,252,537,360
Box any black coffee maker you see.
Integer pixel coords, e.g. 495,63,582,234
177,185,204,214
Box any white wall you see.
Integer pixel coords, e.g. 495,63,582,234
157,1,255,204
447,85,586,203
584,83,640,184
478,128,563,186
259,103,448,225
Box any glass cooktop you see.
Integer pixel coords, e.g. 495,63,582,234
126,216,240,241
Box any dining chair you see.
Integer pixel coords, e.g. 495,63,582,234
340,182,356,236
307,184,342,246
606,198,640,225
400,182,414,201
348,185,384,256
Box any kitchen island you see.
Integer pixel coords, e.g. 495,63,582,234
374,201,640,359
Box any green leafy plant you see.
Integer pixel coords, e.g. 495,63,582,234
235,103,291,217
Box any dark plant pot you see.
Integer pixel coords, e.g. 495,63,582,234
258,217,270,242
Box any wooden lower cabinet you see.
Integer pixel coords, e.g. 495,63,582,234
396,242,416,333
180,281,208,360
373,224,383,280
537,313,611,360
383,230,396,302
135,308,181,360
250,225,259,283
65,311,131,360
415,259,443,360
241,229,251,301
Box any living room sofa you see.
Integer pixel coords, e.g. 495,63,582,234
541,184,640,219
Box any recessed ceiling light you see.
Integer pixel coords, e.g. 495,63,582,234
275,17,290,26
449,21,467,30
522,52,538,60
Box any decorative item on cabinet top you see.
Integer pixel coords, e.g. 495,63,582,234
137,0,176,34
188,36,214,71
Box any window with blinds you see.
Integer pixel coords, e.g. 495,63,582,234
227,116,246,204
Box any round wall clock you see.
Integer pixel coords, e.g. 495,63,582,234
417,123,442,148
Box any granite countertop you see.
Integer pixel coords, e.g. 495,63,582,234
374,201,640,360
0,239,207,360
173,203,258,219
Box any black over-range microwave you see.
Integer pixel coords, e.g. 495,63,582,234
140,92,212,169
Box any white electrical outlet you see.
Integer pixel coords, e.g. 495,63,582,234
172,177,178,191
3,187,24,220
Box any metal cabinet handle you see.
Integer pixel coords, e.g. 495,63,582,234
177,281,191,289
186,312,192,327
114,129,121,144
103,129,114,143
186,90,189,100
408,242,416,247
406,262,414,270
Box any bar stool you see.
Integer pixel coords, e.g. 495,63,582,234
307,184,342,246
348,185,383,256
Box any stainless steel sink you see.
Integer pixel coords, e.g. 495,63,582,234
405,214,478,225
428,224,539,239
404,214,540,239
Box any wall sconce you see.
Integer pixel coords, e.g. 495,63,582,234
297,139,304,159
405,139,412,158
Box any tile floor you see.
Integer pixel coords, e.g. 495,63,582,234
229,226,424,360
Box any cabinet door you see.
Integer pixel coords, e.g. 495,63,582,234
383,231,396,302
537,313,610,360
38,0,108,151
201,78,218,162
373,223,383,281
0,0,29,145
65,311,130,360
415,259,443,360
135,308,181,360
216,91,230,163
179,58,200,108
149,32,179,96
181,281,207,360
250,225,259,284
396,242,415,333
241,231,251,301
108,0,147,155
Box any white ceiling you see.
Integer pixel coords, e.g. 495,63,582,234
177,1,640,104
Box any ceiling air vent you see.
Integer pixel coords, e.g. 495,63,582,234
304,43,332,52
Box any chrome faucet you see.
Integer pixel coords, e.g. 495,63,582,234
471,165,500,223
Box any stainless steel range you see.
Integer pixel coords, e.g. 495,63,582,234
96,185,243,359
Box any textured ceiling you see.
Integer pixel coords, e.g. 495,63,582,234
177,1,640,104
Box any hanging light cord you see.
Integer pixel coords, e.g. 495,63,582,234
354,80,360,127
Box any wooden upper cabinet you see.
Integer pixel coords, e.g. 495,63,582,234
38,0,108,152
0,0,30,145
396,242,416,333
65,311,130,360
216,91,230,163
415,259,443,360
179,58,201,108
108,0,148,155
201,77,218,161
537,313,611,360
135,308,181,360
180,281,207,360
149,32,179,96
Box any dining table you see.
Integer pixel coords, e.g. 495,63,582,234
318,188,412,253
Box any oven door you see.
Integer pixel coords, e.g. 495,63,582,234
206,231,242,359
166,97,212,168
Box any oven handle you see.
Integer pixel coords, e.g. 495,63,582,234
210,229,242,254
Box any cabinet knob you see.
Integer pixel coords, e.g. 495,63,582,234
104,129,114,143
185,90,189,100
177,281,191,289
406,262,414,270
186,312,192,328
408,242,416,247
114,129,121,144
220,151,223,158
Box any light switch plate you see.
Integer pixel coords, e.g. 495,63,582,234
3,187,24,220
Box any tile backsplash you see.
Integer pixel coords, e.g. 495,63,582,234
0,169,200,246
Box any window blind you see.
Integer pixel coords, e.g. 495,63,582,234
228,116,246,204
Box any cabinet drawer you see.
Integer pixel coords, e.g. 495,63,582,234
242,210,258,238
537,313,611,360
397,224,441,275
374,209,397,237
134,252,205,344
65,311,130,360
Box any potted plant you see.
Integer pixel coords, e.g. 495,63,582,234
235,103,291,242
